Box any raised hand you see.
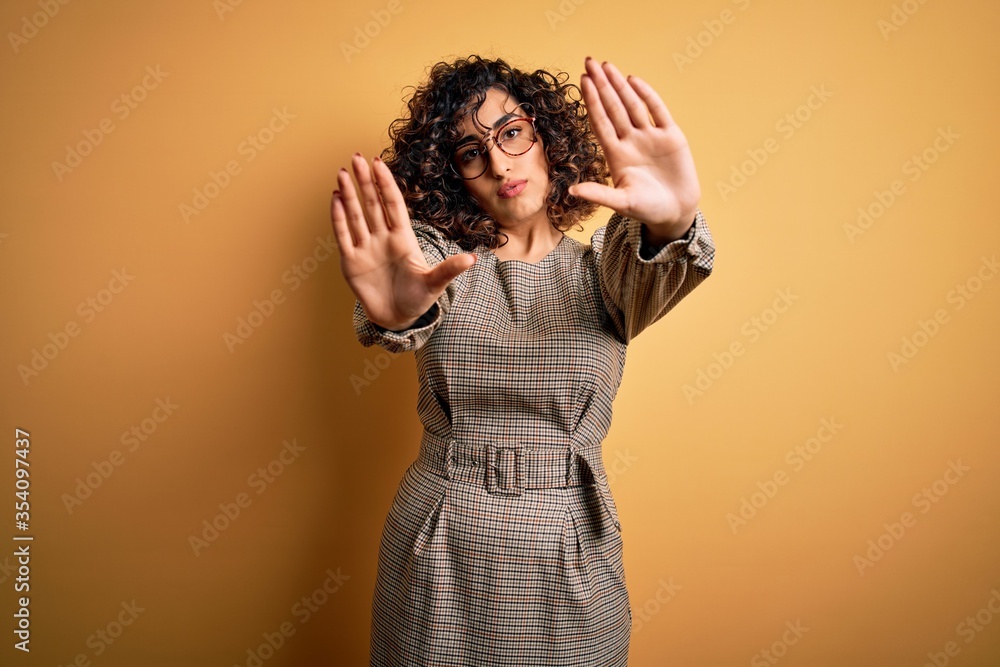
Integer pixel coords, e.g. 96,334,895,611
569,57,701,237
331,153,476,331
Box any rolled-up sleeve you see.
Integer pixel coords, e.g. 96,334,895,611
352,221,461,354
592,208,716,344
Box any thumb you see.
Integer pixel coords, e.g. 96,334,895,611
570,182,628,211
425,253,477,292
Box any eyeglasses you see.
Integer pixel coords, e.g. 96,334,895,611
450,116,538,180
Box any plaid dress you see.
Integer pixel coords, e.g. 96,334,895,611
354,209,716,666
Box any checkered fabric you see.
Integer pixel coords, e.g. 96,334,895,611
354,209,715,666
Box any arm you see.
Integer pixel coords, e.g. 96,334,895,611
352,221,462,353
594,208,715,344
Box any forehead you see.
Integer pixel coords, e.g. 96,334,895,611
455,87,526,136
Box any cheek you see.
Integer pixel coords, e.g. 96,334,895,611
462,181,492,209
534,145,551,180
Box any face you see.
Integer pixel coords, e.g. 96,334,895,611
452,86,550,231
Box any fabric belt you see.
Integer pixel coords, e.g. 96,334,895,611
418,430,595,497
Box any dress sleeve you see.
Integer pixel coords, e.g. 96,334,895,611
352,221,462,354
592,208,715,344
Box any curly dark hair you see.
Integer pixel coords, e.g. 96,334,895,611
379,54,611,252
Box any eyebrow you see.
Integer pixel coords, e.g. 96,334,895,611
455,112,521,147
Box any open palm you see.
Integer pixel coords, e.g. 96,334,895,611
569,57,701,232
331,154,476,331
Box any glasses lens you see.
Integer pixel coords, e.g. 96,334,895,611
452,142,487,179
451,118,536,179
496,119,535,156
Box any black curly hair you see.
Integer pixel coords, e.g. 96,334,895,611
379,54,611,252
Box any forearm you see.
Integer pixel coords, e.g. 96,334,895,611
640,209,698,247
372,303,439,333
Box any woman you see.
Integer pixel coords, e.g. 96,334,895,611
331,54,715,666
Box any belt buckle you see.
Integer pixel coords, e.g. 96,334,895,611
486,442,525,496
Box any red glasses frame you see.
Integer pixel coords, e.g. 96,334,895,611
450,116,538,180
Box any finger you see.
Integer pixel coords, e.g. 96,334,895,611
569,181,630,212
602,61,651,129
426,253,477,293
580,74,618,151
337,166,370,245
330,190,357,256
627,74,675,129
351,153,389,234
371,158,408,230
584,57,632,138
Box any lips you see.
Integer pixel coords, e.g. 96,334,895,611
497,180,527,198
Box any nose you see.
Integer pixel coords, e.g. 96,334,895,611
486,143,514,177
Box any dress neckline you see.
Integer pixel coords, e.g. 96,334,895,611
488,234,567,267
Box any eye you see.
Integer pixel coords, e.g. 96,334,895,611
501,125,522,140
457,146,481,163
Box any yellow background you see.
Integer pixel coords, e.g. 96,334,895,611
1,0,998,665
